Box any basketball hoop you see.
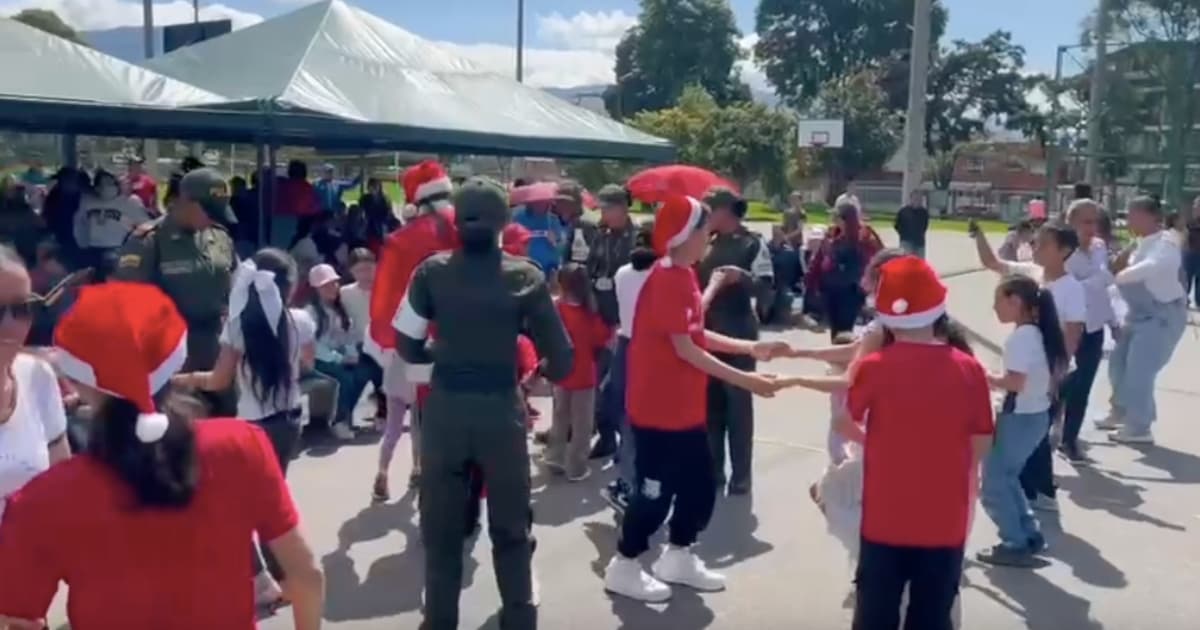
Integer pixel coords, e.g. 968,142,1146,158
810,131,830,149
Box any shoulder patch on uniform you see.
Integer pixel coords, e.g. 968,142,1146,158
118,254,141,268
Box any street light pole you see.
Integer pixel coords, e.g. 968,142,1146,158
1084,0,1111,187
515,0,525,83
902,0,933,200
193,0,200,25
1044,46,1067,214
142,0,154,60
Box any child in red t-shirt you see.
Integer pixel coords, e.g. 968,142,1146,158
545,264,613,481
844,256,993,629
604,195,784,604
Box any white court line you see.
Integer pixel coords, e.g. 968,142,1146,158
753,437,827,454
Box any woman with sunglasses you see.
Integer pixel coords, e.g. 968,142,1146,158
0,245,70,528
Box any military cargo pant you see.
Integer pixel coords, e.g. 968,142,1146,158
707,352,755,492
419,388,536,630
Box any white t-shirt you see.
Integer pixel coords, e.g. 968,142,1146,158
339,282,370,344
220,308,317,421
0,354,67,524
614,263,651,339
1004,261,1087,326
73,194,153,249
1003,324,1052,414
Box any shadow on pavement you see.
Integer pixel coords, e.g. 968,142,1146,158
531,465,613,527
1058,465,1186,532
1112,444,1200,485
696,494,775,569
321,490,475,623
970,564,1104,630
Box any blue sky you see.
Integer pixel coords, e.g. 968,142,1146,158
5,0,1094,87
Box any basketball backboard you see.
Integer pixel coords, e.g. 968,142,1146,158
797,119,845,149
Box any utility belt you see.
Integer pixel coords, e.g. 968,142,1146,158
430,364,519,393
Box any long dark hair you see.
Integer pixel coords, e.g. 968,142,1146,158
998,274,1068,378
630,220,657,271
88,390,203,508
310,280,350,339
242,248,297,410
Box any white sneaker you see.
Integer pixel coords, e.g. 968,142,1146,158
1031,495,1059,513
331,423,355,441
652,546,726,592
604,556,672,602
1094,413,1123,431
531,568,541,607
1108,429,1154,445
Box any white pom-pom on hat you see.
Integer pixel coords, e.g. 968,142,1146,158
891,298,909,314
136,413,170,443
400,203,419,220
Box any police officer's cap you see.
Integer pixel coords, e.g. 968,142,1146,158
453,177,510,228
597,184,630,208
180,168,238,226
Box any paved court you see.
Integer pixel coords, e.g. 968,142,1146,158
50,229,1200,629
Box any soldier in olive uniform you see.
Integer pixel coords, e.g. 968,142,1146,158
113,167,238,415
554,180,599,268
395,177,572,630
588,184,637,457
697,187,775,495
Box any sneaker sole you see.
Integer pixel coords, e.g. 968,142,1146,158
652,569,727,593
604,585,672,603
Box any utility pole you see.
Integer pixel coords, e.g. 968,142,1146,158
141,0,158,176
902,0,933,200
515,0,525,83
1084,0,1110,187
1044,46,1067,214
193,0,200,24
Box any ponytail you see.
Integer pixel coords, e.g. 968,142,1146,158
880,314,974,356
1033,287,1069,380
87,390,203,508
242,248,297,410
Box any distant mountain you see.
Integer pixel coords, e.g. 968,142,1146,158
83,26,163,63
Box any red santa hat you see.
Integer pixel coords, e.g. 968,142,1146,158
52,283,188,443
652,194,706,258
873,256,948,329
401,160,452,217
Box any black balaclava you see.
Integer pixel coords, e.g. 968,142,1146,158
454,177,511,254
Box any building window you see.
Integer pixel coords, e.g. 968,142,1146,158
966,157,985,174
1005,158,1025,172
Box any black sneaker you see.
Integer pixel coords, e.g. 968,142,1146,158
1027,532,1047,555
589,437,617,460
533,430,550,446
1058,442,1091,465
727,478,752,496
976,544,1038,567
602,480,629,514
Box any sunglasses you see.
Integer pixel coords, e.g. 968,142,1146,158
0,296,42,321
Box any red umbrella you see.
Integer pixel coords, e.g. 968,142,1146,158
581,189,598,210
626,164,738,204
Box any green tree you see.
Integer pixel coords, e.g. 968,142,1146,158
12,9,87,45
754,0,948,108
809,69,903,191
604,0,748,119
1109,0,1200,208
631,86,794,197
884,31,1036,155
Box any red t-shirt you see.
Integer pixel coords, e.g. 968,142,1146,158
626,261,707,431
127,173,158,210
0,420,298,630
848,343,994,548
554,300,613,390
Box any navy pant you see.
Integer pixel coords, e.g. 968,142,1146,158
853,539,964,630
1061,329,1105,449
594,345,620,445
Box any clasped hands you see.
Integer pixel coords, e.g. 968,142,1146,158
742,340,805,398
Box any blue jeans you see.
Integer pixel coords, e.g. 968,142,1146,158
315,359,369,425
982,410,1048,548
598,336,634,486
1109,286,1187,436
1062,329,1105,448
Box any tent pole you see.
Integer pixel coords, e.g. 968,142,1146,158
515,0,524,82
256,143,267,249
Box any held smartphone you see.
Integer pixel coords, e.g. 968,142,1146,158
967,218,981,238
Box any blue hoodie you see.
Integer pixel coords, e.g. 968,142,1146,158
512,205,568,272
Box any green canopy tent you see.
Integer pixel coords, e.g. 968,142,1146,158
143,0,673,161
0,17,278,142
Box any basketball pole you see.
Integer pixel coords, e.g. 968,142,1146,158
902,0,933,201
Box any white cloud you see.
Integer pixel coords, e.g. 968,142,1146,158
536,9,636,51
2,0,263,31
436,41,617,89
